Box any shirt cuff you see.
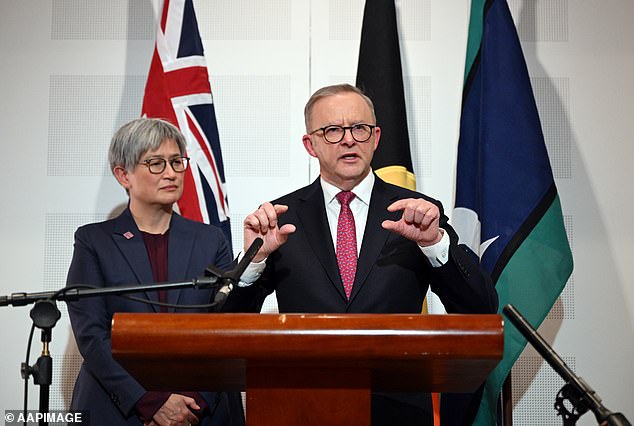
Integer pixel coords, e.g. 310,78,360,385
135,392,170,422
236,250,266,287
419,229,449,267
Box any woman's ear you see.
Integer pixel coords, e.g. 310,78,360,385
113,166,131,190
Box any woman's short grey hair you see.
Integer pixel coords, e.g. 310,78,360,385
108,118,187,173
303,84,376,131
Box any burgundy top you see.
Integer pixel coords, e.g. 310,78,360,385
141,231,169,312
134,230,209,422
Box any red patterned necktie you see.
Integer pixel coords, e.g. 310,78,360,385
336,191,357,299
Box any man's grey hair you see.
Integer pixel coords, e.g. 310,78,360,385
303,83,376,131
108,118,187,173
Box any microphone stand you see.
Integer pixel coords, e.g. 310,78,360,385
0,237,263,426
21,300,60,422
4,276,221,426
503,304,631,426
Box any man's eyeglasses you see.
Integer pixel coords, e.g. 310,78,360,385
308,124,376,144
139,157,190,174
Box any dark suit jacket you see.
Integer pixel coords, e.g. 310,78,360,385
66,208,244,426
227,176,498,425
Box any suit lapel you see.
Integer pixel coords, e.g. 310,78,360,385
296,179,348,301
112,208,158,312
349,178,399,303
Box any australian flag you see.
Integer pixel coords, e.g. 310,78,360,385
142,0,231,244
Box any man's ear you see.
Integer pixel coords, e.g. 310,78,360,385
373,126,381,150
113,166,131,190
302,134,318,158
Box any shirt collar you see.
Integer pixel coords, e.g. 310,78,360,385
320,172,374,206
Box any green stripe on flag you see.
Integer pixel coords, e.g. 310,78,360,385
464,0,486,83
473,196,573,425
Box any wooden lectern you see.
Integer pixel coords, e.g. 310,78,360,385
112,313,503,426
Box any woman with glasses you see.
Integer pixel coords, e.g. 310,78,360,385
65,118,244,426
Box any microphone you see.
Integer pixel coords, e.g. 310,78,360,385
213,238,264,309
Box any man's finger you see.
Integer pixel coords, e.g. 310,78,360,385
273,204,289,215
421,206,439,228
277,224,296,245
279,223,296,235
411,204,427,224
386,198,409,212
259,202,279,228
381,220,399,232
254,207,274,230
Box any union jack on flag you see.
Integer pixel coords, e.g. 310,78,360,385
142,0,231,244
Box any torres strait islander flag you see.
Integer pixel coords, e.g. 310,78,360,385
142,0,231,243
452,0,574,424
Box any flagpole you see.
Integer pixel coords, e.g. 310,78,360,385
501,374,513,425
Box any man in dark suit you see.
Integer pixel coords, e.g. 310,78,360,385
231,84,498,425
66,118,244,426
